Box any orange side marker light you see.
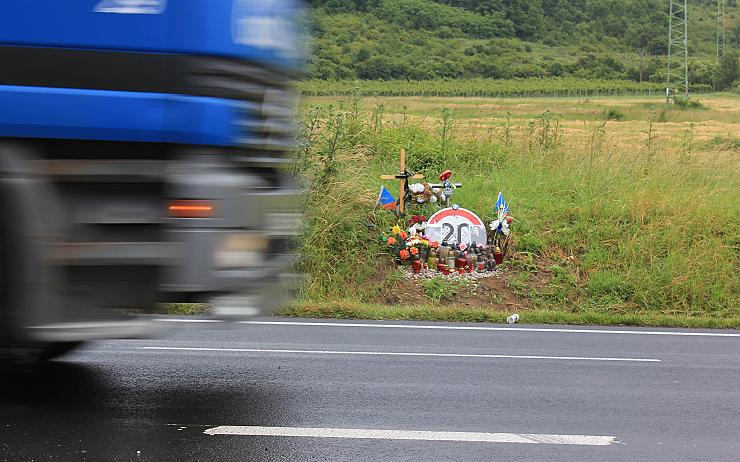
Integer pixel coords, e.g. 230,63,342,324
168,200,215,218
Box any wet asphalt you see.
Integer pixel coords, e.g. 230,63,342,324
1,317,739,461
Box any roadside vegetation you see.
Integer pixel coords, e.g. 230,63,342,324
282,301,740,329
288,89,739,325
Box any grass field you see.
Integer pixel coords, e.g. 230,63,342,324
291,91,739,325
303,94,740,148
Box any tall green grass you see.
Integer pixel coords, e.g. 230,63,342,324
292,93,739,317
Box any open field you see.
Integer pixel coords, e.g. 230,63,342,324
293,92,739,325
303,94,740,150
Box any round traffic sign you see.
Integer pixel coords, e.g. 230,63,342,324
424,207,487,245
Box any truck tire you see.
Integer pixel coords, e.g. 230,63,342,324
0,142,70,364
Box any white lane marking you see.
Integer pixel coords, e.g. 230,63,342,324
203,426,618,446
154,318,224,323
138,346,659,362
238,320,740,337
152,318,740,337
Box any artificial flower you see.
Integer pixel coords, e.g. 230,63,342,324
458,242,468,251
409,215,427,225
490,219,511,236
387,236,396,245
399,231,408,240
409,247,419,255
392,225,402,235
430,241,439,248
399,249,410,260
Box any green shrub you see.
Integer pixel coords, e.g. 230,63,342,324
672,96,708,110
603,107,625,121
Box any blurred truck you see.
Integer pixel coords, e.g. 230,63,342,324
0,0,304,361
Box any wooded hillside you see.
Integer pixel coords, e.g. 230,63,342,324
305,0,739,87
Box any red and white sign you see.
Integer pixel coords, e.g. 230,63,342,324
425,207,487,245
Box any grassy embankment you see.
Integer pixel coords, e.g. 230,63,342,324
158,91,739,328
280,89,739,327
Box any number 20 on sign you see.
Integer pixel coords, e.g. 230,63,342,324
425,207,487,246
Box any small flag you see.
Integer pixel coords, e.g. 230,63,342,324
377,186,397,210
495,191,509,220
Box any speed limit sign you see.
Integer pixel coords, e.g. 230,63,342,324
424,207,487,246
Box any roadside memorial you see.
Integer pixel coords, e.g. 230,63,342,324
377,148,514,288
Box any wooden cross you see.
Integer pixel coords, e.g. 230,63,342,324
379,148,424,214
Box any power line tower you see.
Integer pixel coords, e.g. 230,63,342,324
666,0,689,103
716,0,726,64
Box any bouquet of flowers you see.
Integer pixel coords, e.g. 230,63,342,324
386,224,439,264
386,225,409,262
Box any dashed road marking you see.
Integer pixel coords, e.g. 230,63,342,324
203,425,619,446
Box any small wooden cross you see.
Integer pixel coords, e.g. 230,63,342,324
379,148,424,214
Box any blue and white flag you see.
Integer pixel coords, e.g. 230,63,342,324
495,191,509,220
377,186,397,210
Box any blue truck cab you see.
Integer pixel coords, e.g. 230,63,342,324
0,0,305,359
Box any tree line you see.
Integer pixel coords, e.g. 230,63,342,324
305,0,739,89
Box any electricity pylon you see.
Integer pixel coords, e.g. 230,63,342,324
666,0,688,103
716,0,726,64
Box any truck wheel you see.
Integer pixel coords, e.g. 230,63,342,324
0,143,70,364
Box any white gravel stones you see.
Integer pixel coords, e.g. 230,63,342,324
400,267,503,280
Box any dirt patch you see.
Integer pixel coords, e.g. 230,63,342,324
364,261,531,311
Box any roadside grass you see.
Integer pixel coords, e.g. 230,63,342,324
156,303,210,316
281,301,740,330
292,90,739,322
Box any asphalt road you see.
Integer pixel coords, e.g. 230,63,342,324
2,317,739,461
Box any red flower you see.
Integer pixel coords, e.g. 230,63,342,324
399,231,408,240
430,241,439,248
387,236,396,245
408,215,427,225
409,247,419,255
399,249,410,260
